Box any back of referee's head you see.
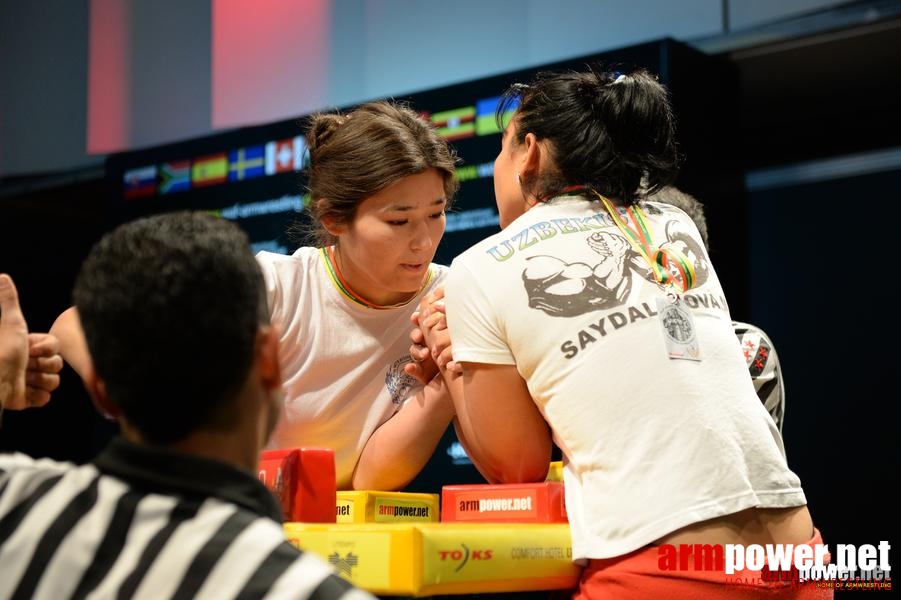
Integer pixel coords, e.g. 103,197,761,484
74,211,280,451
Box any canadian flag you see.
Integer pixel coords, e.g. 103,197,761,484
265,136,306,175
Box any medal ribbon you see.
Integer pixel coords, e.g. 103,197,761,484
595,192,696,294
322,246,433,309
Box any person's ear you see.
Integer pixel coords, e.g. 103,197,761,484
256,324,282,391
518,132,543,182
319,213,347,237
83,363,120,421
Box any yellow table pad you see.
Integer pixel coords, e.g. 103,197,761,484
284,522,579,596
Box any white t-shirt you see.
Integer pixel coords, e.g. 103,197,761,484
445,197,805,560
256,247,448,489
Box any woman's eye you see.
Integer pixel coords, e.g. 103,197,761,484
387,219,408,226
430,211,446,219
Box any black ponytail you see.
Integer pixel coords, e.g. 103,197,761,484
499,65,681,205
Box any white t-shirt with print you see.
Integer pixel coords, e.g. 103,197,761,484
445,197,805,561
257,247,447,489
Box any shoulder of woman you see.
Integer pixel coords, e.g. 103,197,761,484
255,247,318,268
430,261,450,275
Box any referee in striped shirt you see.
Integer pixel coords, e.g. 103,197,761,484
0,212,374,600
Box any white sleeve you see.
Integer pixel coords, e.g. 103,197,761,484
255,251,286,325
445,261,515,365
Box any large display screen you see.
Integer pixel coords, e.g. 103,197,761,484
103,40,687,264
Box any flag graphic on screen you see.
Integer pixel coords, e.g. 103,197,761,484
123,165,157,200
430,106,476,140
228,145,265,181
158,160,191,194
265,136,306,175
192,153,228,187
475,96,519,136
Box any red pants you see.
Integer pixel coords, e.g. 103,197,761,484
573,530,834,599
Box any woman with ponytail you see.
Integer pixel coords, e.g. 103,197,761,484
417,67,830,599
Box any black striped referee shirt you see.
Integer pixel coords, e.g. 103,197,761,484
0,437,375,600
